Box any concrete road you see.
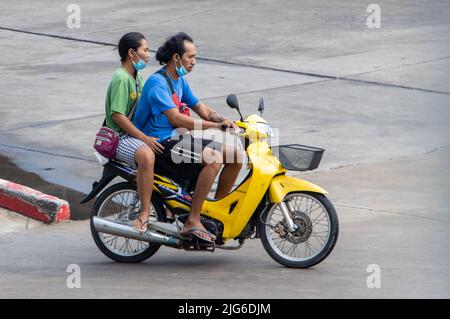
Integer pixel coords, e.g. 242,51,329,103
0,0,449,298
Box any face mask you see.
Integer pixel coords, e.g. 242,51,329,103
131,51,147,71
175,56,188,77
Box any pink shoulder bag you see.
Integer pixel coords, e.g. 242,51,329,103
93,80,140,158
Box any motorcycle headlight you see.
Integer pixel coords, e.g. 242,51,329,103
253,123,275,137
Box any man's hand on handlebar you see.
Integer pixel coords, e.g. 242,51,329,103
218,119,238,131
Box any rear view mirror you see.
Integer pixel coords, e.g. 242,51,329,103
226,94,239,109
258,97,265,115
226,94,243,121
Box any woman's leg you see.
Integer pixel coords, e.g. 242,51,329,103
133,146,155,231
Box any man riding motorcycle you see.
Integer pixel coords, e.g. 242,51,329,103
133,32,244,243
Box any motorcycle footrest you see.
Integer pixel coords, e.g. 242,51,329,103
182,238,215,252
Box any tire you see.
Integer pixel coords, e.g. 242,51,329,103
259,192,339,268
90,182,166,263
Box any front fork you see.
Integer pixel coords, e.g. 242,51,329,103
268,175,327,233
278,200,299,232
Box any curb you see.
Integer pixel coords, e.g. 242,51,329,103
0,178,70,224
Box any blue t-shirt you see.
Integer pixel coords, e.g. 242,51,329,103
133,69,200,141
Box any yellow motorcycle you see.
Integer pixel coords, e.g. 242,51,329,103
82,94,339,268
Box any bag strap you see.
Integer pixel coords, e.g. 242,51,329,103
157,69,177,97
157,68,189,114
127,77,141,122
136,69,179,131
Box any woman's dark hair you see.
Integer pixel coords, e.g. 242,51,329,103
118,32,146,62
156,32,194,65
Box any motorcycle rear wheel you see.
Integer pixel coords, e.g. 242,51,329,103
90,182,166,263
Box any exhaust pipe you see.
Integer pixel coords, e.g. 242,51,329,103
93,216,180,247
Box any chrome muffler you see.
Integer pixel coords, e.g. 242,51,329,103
93,216,180,247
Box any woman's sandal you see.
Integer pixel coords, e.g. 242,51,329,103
133,217,149,233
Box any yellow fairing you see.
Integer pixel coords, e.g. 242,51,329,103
268,175,327,203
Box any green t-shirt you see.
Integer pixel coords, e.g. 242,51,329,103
105,67,144,133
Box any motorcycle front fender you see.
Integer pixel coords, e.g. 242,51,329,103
268,174,328,203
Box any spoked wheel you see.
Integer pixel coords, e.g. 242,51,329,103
259,192,339,268
90,182,166,263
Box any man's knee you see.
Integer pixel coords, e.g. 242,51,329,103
202,148,223,165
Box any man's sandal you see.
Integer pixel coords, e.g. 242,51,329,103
181,228,216,243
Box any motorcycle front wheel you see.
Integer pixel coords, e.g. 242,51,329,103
259,192,339,268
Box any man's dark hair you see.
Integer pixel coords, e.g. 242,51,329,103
118,32,146,62
156,32,194,65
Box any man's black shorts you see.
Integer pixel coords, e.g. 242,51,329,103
154,134,223,183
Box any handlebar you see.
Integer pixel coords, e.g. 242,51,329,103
219,123,242,136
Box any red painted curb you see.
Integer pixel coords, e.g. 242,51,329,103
0,178,70,224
